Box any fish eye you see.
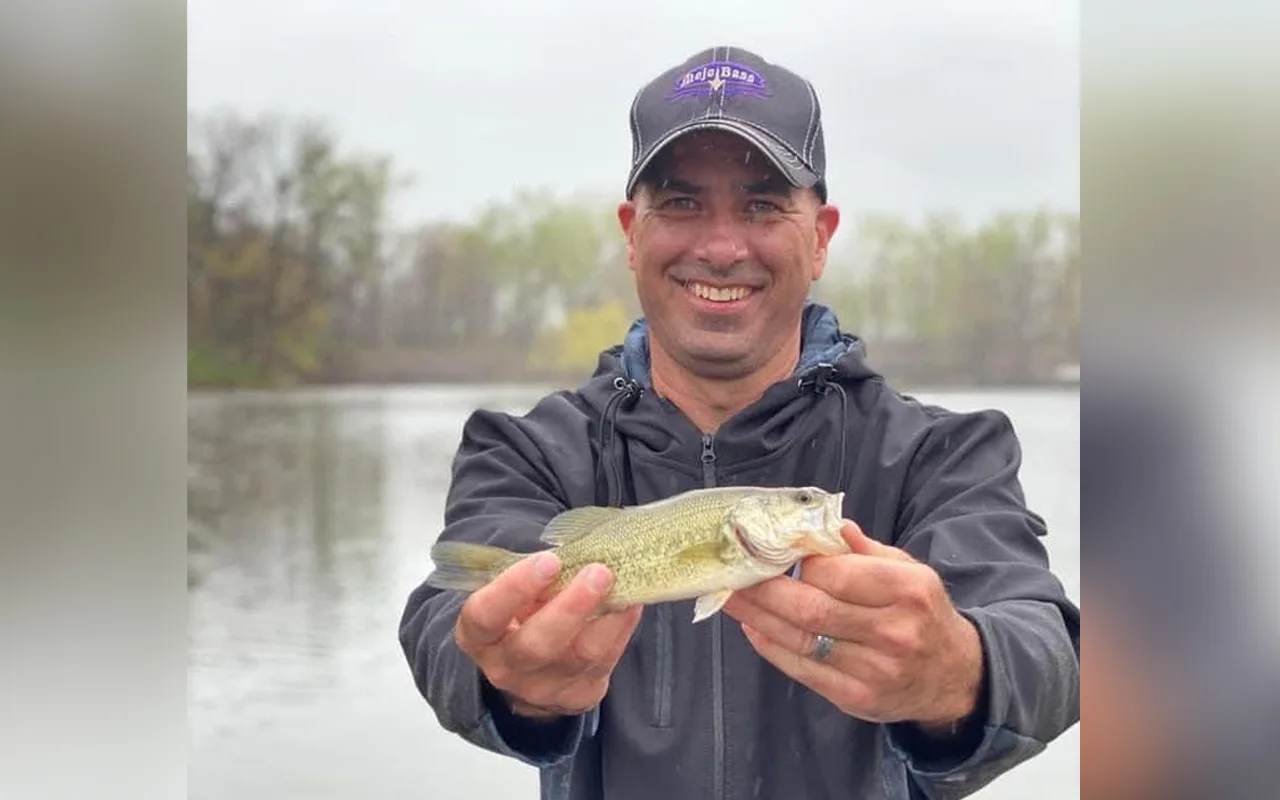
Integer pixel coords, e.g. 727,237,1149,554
796,490,812,504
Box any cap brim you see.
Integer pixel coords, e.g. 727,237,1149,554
625,120,820,199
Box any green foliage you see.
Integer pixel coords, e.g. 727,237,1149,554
187,342,269,388
187,109,405,387
528,300,634,377
816,208,1078,384
188,107,1078,389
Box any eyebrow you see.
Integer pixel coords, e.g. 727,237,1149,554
654,178,703,195
741,178,792,196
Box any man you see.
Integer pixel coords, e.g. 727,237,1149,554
399,46,1080,800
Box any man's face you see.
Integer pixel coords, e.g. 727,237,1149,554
617,130,839,381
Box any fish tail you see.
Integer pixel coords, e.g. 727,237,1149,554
425,541,524,592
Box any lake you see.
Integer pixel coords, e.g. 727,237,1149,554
188,385,1080,799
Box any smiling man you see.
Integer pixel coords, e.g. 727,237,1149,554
617,126,839,432
400,46,1081,800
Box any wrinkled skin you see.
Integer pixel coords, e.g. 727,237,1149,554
454,553,643,719
617,130,840,432
723,521,985,733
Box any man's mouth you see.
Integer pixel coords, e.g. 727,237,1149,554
683,280,756,303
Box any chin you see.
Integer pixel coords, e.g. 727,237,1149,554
672,343,759,379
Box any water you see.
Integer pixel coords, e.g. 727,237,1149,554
188,385,1080,799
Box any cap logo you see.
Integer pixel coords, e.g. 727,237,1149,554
666,60,771,101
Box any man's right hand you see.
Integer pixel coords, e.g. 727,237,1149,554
454,550,644,720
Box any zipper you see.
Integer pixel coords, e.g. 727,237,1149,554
653,603,672,726
700,434,724,800
700,434,717,487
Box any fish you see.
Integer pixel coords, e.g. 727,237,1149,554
424,485,849,623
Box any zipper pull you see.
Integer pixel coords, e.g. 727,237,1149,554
700,434,717,488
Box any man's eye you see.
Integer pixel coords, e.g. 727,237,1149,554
745,199,781,213
661,197,698,210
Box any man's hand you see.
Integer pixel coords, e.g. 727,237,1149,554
454,551,644,720
722,520,984,732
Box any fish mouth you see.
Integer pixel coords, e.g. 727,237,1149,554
796,533,847,556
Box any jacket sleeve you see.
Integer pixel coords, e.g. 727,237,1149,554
879,405,1081,798
397,402,599,768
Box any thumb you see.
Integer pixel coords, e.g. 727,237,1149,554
840,519,915,562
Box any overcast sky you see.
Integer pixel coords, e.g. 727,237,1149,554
188,0,1078,227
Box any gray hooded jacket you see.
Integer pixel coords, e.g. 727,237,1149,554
399,303,1081,799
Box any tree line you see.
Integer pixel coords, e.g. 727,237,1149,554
188,108,1078,389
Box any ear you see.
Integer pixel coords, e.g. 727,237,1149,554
617,200,639,272
811,204,840,281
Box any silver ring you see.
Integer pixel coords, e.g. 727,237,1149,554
810,633,836,662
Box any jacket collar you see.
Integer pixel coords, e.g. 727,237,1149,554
617,300,863,388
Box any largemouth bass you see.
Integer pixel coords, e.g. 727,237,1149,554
425,485,849,623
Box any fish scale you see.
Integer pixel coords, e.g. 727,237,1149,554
424,485,848,623
549,488,761,609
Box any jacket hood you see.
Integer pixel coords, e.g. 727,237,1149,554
604,300,877,390
578,301,882,505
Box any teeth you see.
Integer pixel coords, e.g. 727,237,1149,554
688,282,753,302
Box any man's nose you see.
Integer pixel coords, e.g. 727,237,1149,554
692,213,750,267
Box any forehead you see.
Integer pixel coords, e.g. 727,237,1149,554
643,129,786,187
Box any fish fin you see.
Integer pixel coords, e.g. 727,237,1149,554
425,541,524,592
692,589,734,623
540,506,623,546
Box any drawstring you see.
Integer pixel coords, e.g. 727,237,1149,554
596,376,643,507
798,363,850,495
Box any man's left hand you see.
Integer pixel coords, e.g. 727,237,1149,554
721,520,984,734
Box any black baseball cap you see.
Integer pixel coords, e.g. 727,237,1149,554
625,46,827,202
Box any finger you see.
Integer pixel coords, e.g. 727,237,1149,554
513,594,551,625
721,590,780,631
724,592,884,669
741,624,877,719
838,519,914,562
505,563,616,665
457,551,561,650
574,605,644,675
725,592,822,655
798,554,915,608
733,575,883,643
